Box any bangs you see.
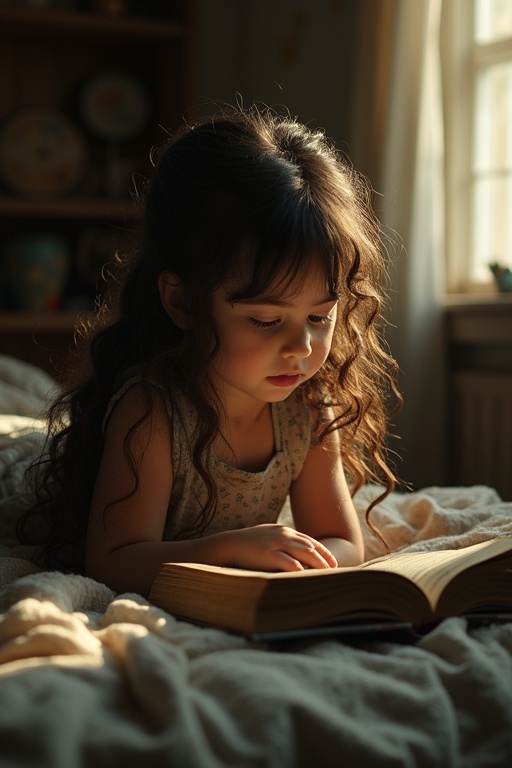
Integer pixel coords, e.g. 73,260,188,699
224,198,343,303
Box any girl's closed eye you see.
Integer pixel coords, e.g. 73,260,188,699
249,314,334,328
309,314,334,325
249,317,281,328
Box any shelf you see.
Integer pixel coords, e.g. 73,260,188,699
0,7,185,43
0,1,193,376
0,196,140,221
0,312,90,333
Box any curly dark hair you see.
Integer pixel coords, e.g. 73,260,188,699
18,106,401,573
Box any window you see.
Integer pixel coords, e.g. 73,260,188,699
442,0,512,292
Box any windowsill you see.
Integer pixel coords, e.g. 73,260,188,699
444,293,512,345
444,292,512,311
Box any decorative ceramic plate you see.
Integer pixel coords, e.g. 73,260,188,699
0,108,87,197
79,71,150,141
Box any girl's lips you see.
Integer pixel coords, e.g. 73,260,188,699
267,374,300,388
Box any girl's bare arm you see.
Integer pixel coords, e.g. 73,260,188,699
290,424,365,567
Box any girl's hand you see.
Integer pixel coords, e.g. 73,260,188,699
222,524,338,572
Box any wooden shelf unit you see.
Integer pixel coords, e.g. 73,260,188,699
0,2,195,376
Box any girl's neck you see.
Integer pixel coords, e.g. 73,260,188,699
223,399,270,427
214,402,275,472
214,379,270,426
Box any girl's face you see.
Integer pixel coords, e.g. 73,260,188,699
210,261,338,411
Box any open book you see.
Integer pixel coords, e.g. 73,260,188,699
149,537,512,637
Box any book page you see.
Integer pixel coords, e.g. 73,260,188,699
362,538,512,610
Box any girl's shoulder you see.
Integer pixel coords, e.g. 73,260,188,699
102,370,141,430
104,384,171,452
102,368,180,434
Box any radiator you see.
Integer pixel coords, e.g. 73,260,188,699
450,370,512,501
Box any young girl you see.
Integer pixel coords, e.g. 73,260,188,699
20,107,400,595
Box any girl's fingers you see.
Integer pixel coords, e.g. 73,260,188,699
291,533,338,569
233,525,338,571
293,547,331,570
274,552,306,571
280,537,336,570
315,544,338,568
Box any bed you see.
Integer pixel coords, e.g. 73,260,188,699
1,353,511,768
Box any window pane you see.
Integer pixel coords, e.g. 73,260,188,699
474,61,512,172
475,0,512,43
471,59,512,282
471,174,512,281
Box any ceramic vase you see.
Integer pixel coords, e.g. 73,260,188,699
3,234,69,312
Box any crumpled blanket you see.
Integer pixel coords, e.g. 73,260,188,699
1,482,512,768
1,353,512,767
357,483,512,557
0,568,511,768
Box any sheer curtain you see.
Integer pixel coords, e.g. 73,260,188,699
353,0,447,490
383,0,446,489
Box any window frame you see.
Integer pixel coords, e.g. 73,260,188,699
441,0,512,293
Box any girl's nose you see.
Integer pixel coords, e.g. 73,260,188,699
281,326,312,359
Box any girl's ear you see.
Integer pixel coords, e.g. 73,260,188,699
158,272,190,329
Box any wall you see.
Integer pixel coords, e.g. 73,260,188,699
195,0,359,157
